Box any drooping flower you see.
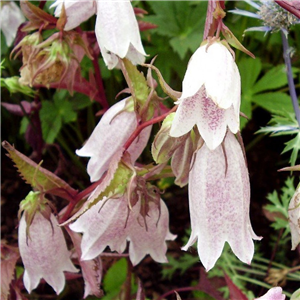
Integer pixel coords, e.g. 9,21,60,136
170,41,240,150
288,182,300,250
182,131,261,271
69,195,175,266
18,212,78,294
51,0,146,69
76,98,152,182
255,287,286,300
0,1,25,46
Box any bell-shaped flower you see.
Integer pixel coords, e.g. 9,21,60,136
76,98,151,182
51,0,146,69
170,41,240,150
18,212,78,294
255,287,285,300
69,196,175,266
182,131,261,271
95,0,146,69
0,1,25,46
288,182,300,250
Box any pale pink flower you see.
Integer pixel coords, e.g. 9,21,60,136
182,132,261,271
0,1,25,46
170,41,240,150
18,212,78,294
288,183,300,250
255,287,286,300
76,98,151,182
51,0,146,69
69,196,175,266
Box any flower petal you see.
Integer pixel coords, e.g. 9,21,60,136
127,199,176,266
255,287,285,300
70,197,129,260
76,98,151,182
183,132,261,271
170,89,204,138
51,0,96,31
19,212,78,294
95,0,146,69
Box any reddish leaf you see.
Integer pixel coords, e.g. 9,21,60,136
1,243,20,300
224,272,248,300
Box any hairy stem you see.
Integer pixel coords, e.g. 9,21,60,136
280,30,300,128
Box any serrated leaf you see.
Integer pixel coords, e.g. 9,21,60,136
63,150,132,224
54,96,77,123
253,65,299,94
282,133,300,166
252,92,294,114
2,141,77,198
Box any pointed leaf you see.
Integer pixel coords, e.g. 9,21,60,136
2,141,77,198
221,24,255,59
224,272,248,300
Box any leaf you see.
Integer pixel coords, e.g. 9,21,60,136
252,65,299,94
40,96,77,143
103,258,127,295
1,244,20,300
282,133,300,166
238,58,262,93
252,92,294,114
224,272,248,300
2,141,77,198
40,101,62,144
122,58,149,106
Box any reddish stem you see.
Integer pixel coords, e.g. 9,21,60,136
275,1,300,19
156,287,198,300
60,177,104,223
91,51,109,109
123,106,177,151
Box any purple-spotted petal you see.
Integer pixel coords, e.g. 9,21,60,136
127,199,176,266
183,132,261,271
170,90,204,138
19,212,78,294
70,197,129,260
76,98,151,182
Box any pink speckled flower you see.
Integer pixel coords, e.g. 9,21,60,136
182,132,261,271
170,41,240,150
70,196,175,266
76,98,151,182
288,183,300,250
18,212,77,294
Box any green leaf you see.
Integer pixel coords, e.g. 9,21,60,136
40,101,62,144
2,141,77,197
238,57,262,93
252,65,298,94
240,94,252,130
282,133,300,166
102,258,127,300
252,92,294,114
